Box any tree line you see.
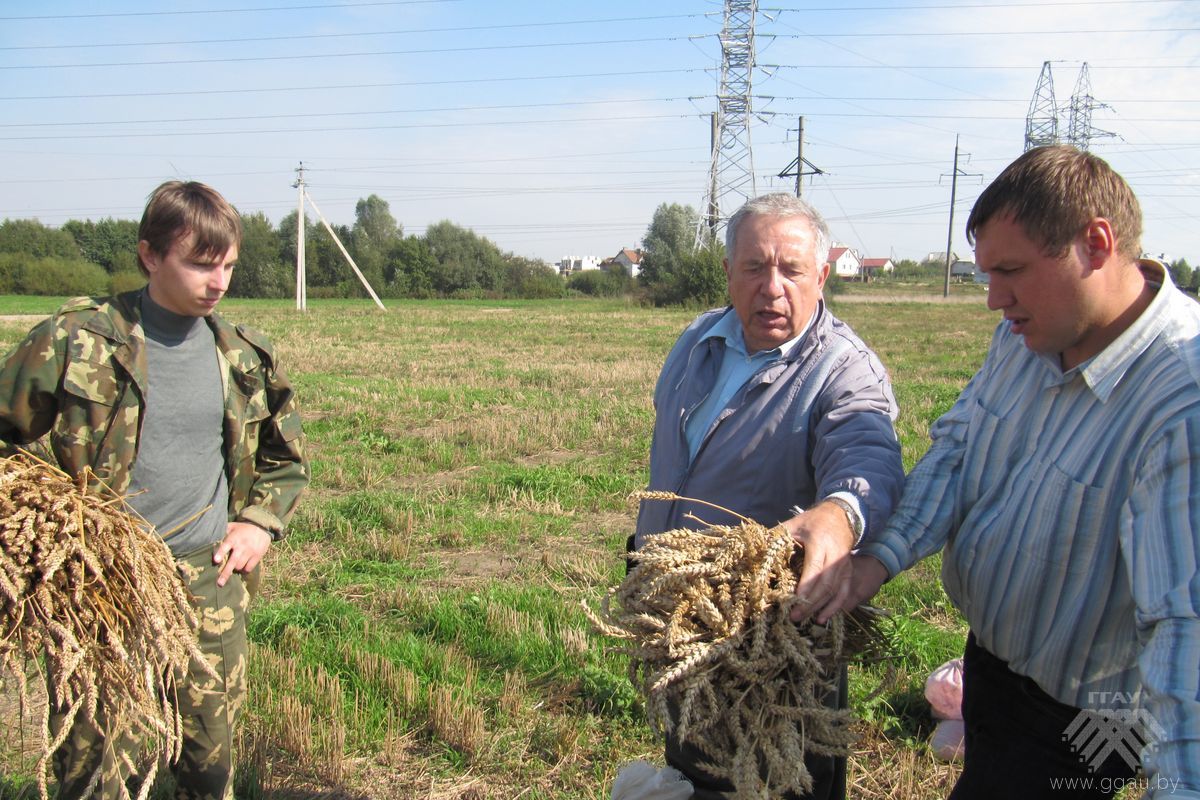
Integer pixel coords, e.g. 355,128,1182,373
0,195,569,300
1,195,1192,303
0,196,736,305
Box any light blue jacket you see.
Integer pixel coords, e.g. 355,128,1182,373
635,303,903,544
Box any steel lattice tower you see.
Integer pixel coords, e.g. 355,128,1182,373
1024,61,1059,151
1067,63,1113,151
702,0,758,240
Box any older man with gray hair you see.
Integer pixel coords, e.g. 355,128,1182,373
633,192,904,799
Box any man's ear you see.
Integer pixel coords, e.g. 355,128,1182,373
1081,218,1116,269
137,240,159,274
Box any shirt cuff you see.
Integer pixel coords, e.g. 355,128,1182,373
236,505,285,541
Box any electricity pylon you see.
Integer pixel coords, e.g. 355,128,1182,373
700,0,758,243
1024,61,1059,151
1066,63,1115,151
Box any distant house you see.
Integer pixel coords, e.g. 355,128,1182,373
827,246,862,279
860,258,894,281
926,251,960,265
611,248,643,277
556,255,602,276
950,260,977,281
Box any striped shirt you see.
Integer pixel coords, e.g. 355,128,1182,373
859,264,1200,796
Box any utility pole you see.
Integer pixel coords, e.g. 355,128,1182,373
795,117,803,196
290,163,386,312
293,163,307,312
941,136,981,298
776,116,823,198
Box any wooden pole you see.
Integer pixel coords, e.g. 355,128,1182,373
303,191,387,311
294,163,307,311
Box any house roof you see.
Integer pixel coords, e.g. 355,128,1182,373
617,248,643,263
861,258,892,268
828,247,850,260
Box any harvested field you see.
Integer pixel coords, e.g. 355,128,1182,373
0,296,988,799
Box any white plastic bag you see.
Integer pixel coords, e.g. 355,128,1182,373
925,657,965,761
930,719,966,761
924,657,964,720
611,760,694,800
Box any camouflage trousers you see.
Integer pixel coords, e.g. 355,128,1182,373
50,545,252,800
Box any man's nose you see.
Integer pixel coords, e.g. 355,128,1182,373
211,266,232,293
760,266,785,297
985,279,1009,311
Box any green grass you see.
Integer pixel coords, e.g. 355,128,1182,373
0,294,990,799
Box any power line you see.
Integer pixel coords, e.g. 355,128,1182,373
0,0,462,22
0,68,700,102
769,0,1181,9
0,97,692,130
769,27,1197,38
0,14,702,51
4,32,1196,72
0,36,686,71
1,0,1175,21
0,113,697,142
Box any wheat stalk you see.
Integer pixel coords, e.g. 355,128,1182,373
584,491,885,798
0,452,211,800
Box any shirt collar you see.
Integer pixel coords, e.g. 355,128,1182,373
1077,259,1170,402
700,306,816,359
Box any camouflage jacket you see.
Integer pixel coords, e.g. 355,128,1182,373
0,289,309,539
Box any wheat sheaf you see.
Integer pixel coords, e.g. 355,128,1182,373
0,452,212,800
585,491,885,799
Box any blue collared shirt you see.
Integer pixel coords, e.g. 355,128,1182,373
680,308,866,534
683,309,806,461
859,264,1200,797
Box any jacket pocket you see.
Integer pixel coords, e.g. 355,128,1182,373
55,360,118,449
62,360,118,406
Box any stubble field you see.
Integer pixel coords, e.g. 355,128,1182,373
0,294,998,799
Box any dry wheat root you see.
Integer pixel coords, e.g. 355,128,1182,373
0,452,211,800
585,492,886,799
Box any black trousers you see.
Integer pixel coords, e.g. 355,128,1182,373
664,667,848,800
949,633,1139,800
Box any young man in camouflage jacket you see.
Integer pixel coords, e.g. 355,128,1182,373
0,181,309,799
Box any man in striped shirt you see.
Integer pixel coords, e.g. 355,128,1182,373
846,146,1200,798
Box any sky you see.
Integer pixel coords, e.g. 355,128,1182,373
0,0,1197,266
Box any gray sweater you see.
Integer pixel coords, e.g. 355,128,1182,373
126,293,229,557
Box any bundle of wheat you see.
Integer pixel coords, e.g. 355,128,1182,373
586,492,884,799
0,452,210,800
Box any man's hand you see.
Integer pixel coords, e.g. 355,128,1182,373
785,501,856,624
213,522,272,587
840,553,890,615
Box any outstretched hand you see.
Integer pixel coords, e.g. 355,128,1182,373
839,553,890,615
785,502,856,625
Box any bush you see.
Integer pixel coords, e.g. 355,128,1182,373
0,254,109,296
646,242,727,307
567,269,629,297
110,270,146,294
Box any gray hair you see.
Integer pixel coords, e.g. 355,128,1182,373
725,193,832,268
